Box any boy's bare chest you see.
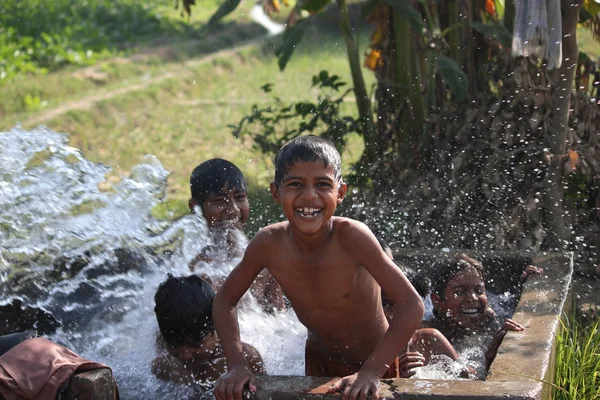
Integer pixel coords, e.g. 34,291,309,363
269,253,371,305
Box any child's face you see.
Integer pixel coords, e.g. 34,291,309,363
271,161,346,236
433,265,488,330
200,182,249,229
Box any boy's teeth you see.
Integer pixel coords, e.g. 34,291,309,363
462,308,479,314
297,207,319,213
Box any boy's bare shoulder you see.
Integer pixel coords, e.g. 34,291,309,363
248,221,289,248
332,216,371,237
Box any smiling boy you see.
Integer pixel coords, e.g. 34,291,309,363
213,135,424,400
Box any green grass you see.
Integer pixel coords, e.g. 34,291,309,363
0,0,259,84
553,315,600,400
578,27,600,60
1,19,370,223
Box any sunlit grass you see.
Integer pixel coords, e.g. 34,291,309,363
2,25,369,222
553,315,600,400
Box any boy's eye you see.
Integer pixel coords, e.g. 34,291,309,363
287,182,301,187
236,193,247,200
317,181,333,187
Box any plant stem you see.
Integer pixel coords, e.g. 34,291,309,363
543,0,582,249
336,0,378,163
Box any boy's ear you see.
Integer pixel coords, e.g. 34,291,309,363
189,198,200,213
336,182,348,204
270,182,281,204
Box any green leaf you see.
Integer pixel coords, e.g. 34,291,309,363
437,55,467,101
583,0,600,18
471,21,512,48
275,18,311,71
383,0,425,31
296,0,333,13
261,83,273,93
201,0,242,34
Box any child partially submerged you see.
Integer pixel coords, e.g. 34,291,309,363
188,158,284,311
213,135,424,400
399,254,542,378
152,274,265,384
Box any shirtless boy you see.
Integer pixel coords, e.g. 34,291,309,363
152,274,265,384
188,158,284,311
213,135,424,400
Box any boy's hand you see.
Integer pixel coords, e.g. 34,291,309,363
500,318,525,333
520,265,543,283
214,366,257,400
326,372,380,400
398,351,425,378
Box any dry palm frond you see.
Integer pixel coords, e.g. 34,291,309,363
583,14,600,42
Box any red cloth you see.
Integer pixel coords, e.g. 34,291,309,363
0,337,114,400
305,345,399,379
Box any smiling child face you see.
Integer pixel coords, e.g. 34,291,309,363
434,265,488,331
271,161,346,236
201,182,249,230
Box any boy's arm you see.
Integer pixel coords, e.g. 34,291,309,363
213,230,271,400
334,221,424,398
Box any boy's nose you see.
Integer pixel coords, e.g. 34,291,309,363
301,185,318,199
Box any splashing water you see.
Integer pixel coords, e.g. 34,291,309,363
0,127,306,399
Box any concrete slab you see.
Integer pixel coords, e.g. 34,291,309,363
248,251,573,400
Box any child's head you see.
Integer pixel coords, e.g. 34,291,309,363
189,158,249,229
270,135,347,235
154,274,216,361
272,135,343,188
430,254,488,331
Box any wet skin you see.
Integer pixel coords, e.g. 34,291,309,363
432,265,490,332
213,161,424,400
189,182,250,230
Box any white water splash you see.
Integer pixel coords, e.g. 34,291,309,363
0,126,305,399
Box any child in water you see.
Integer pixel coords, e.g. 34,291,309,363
152,274,265,384
187,158,284,311
213,135,424,400
399,254,542,378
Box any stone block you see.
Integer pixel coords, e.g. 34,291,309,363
62,368,117,400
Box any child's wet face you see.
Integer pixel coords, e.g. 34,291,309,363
201,182,249,229
272,161,346,236
436,265,488,330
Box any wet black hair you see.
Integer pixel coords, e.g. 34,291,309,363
154,274,215,347
430,254,485,300
273,135,342,188
190,159,247,205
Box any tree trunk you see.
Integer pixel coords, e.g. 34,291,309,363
542,0,582,249
336,0,378,164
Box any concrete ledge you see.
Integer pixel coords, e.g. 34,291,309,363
63,368,118,400
248,251,573,400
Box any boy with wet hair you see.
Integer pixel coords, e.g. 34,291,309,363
152,274,265,384
188,158,284,311
400,254,541,378
188,158,250,263
213,135,424,400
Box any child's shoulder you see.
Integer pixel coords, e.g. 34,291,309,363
249,221,289,246
332,216,371,237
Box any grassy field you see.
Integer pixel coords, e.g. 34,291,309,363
0,3,370,224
